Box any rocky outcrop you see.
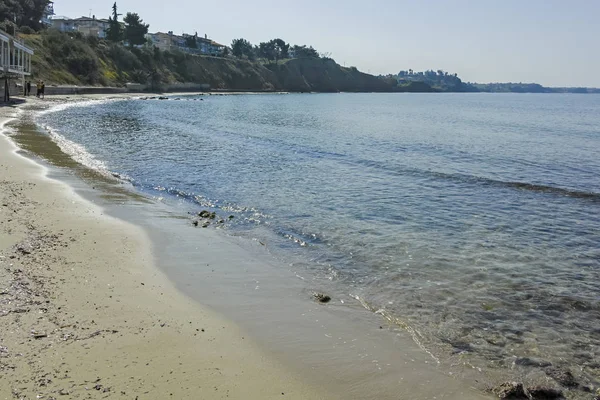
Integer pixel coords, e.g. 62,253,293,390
267,58,395,92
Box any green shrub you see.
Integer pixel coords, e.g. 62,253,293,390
19,26,35,35
129,69,149,84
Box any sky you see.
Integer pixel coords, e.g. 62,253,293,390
51,0,600,87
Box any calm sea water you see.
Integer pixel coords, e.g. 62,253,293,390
38,93,600,389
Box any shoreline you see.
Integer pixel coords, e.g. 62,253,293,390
1,96,497,400
0,102,337,399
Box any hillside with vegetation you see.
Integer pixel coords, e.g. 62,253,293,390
23,30,398,92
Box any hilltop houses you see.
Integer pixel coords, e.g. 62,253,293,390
72,17,111,39
51,15,111,38
146,32,226,56
48,14,226,56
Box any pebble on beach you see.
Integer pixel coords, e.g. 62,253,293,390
312,293,331,303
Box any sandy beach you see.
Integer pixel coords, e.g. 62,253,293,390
0,101,336,399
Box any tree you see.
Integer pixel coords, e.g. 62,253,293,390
271,38,289,61
258,41,276,61
123,12,149,46
291,45,319,59
0,0,50,31
106,2,123,42
184,35,197,49
231,38,253,58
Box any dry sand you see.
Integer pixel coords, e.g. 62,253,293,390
0,102,336,399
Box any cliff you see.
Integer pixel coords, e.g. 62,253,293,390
266,58,393,92
24,31,396,93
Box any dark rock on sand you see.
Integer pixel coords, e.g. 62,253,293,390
192,220,199,227
313,293,331,303
198,210,211,218
158,96,169,100
527,386,564,399
15,242,34,255
544,367,578,387
492,382,528,399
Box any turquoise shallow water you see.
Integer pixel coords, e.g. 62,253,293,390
38,93,600,391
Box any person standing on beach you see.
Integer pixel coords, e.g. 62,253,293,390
41,81,45,99
36,81,41,98
26,81,31,96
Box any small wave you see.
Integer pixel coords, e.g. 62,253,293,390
41,124,111,177
36,97,127,117
350,294,440,364
340,156,600,201
431,171,600,201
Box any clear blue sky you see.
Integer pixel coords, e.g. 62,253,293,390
52,0,600,87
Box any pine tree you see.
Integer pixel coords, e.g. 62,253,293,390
106,2,122,42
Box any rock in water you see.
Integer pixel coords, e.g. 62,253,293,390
527,386,564,399
492,382,528,399
198,210,211,218
544,367,577,388
515,357,552,368
313,293,331,303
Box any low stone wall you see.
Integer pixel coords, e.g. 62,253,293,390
44,86,128,95
125,83,211,92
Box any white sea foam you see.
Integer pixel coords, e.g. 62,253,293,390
34,99,129,179
41,123,110,175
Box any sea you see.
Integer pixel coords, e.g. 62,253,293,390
34,93,600,396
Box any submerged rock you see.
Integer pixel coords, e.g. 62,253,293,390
527,386,564,399
192,220,199,227
515,357,552,368
209,212,216,219
198,210,211,218
492,382,528,399
313,293,331,303
544,367,578,388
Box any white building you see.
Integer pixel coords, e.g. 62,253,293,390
0,29,34,100
50,16,111,39
50,16,77,33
